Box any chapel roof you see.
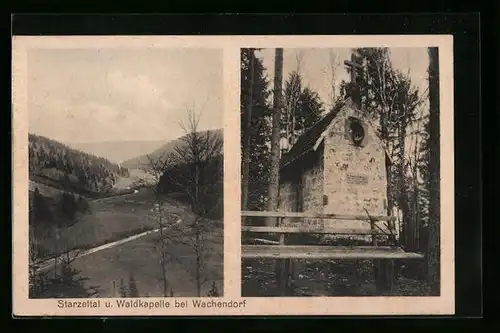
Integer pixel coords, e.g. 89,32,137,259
279,98,392,170
280,100,345,169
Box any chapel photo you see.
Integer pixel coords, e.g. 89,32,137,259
240,47,441,297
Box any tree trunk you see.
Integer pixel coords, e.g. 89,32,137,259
196,248,202,297
155,197,169,297
268,49,286,295
427,47,440,295
267,48,283,225
397,125,417,252
161,254,168,297
54,227,59,279
241,48,255,213
377,116,395,293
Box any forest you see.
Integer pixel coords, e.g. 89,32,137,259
29,133,132,252
241,47,440,295
29,133,130,196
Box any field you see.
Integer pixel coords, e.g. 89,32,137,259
30,179,79,199
35,179,223,297
72,224,223,297
36,187,185,257
111,168,156,190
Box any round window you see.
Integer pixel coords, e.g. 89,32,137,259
350,120,365,146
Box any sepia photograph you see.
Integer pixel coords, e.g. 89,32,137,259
26,47,224,298
241,47,441,297
13,34,455,316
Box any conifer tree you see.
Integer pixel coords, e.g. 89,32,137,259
128,273,139,297
119,277,128,297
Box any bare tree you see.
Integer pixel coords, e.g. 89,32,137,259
327,49,341,108
283,50,304,147
146,152,177,297
158,106,223,296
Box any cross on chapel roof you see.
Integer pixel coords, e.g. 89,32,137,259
344,53,364,108
344,54,363,80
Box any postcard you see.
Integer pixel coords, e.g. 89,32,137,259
12,35,454,316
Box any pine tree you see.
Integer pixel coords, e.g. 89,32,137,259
128,273,139,297
427,47,440,295
32,188,53,228
296,87,324,135
119,277,128,297
282,71,303,145
207,282,220,297
35,253,99,298
77,196,90,213
240,49,272,210
60,192,78,223
282,71,324,147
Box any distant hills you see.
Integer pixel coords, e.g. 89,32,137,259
67,140,168,164
28,129,223,197
122,129,223,170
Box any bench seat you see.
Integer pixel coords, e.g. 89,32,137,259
241,245,424,260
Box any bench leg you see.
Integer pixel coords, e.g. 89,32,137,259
375,260,395,294
275,259,287,296
285,259,293,293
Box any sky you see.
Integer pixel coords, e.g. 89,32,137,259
256,47,431,159
256,47,430,110
28,48,223,144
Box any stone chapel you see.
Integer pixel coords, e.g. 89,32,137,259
278,95,393,237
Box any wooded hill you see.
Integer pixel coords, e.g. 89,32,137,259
121,129,223,171
29,133,130,197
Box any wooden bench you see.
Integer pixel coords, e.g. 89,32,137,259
241,210,424,295
242,210,424,260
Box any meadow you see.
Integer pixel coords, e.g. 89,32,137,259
72,223,223,297
36,184,223,297
36,187,185,258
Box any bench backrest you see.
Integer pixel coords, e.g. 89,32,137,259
241,211,423,260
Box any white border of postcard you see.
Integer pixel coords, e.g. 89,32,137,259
12,35,454,316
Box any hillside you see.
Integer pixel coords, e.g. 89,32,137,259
122,129,223,170
29,133,129,197
67,140,167,164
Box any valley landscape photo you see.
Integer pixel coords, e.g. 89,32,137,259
27,48,224,298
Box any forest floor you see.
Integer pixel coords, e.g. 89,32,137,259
241,258,431,297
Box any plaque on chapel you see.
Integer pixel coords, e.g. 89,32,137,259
346,173,369,185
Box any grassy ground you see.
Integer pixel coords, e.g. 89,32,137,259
112,168,156,190
37,182,224,298
29,180,69,198
241,258,431,297
72,222,223,297
37,187,186,257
